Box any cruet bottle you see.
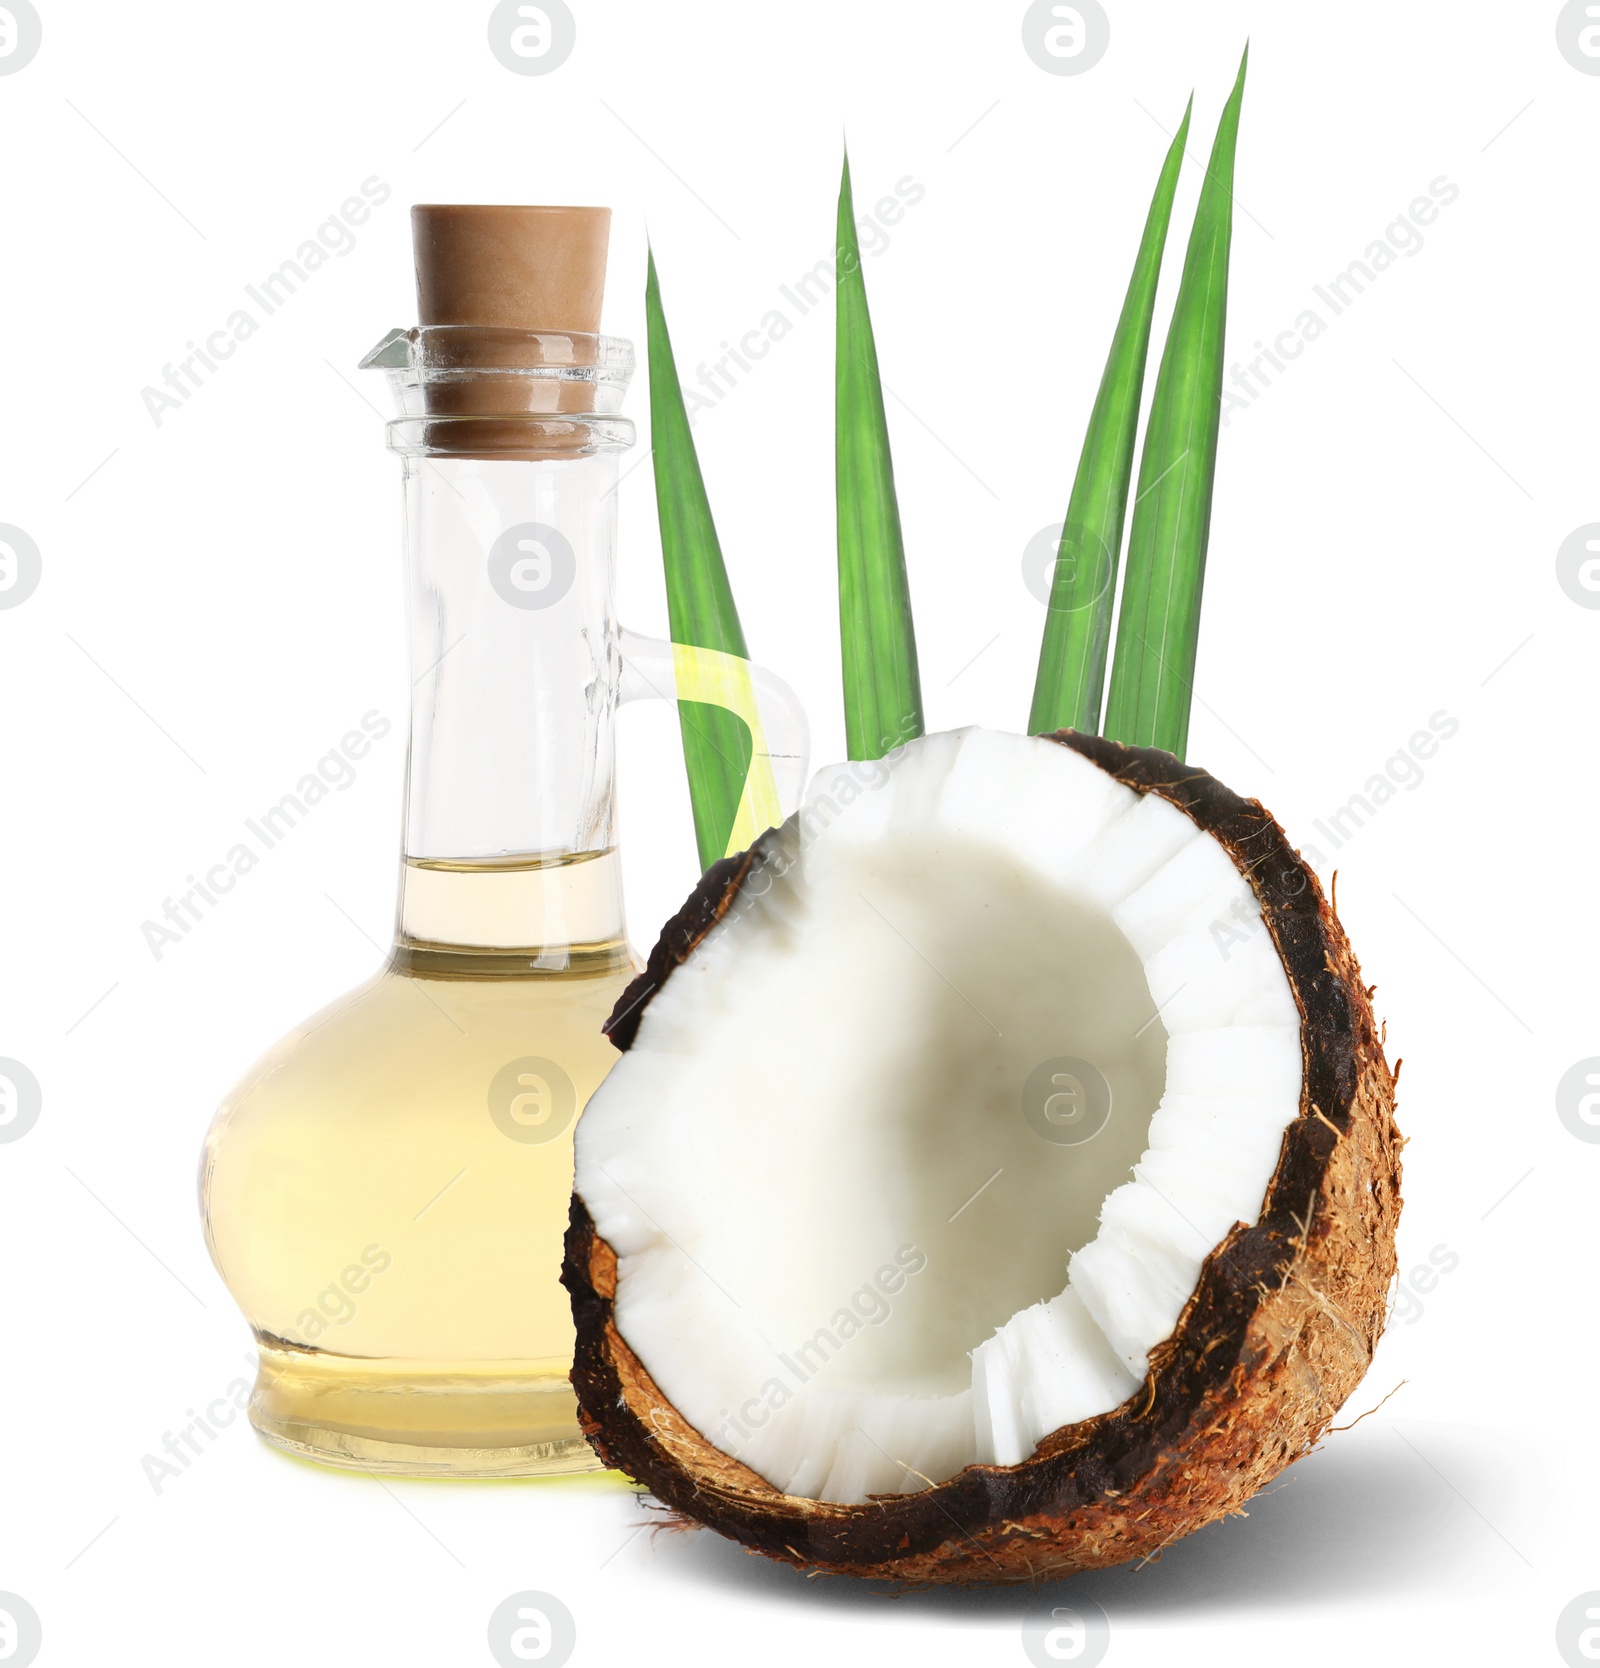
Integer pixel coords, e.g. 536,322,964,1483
200,204,806,1476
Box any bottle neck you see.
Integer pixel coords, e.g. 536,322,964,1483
394,449,629,970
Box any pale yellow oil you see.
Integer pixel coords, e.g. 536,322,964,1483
201,854,637,1476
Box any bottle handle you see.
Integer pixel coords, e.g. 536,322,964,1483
618,628,812,849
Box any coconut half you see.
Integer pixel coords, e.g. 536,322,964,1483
564,728,1400,1582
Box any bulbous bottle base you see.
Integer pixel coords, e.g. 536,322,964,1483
247,1336,606,1478
202,933,638,1480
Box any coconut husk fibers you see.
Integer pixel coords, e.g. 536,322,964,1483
563,732,1402,1583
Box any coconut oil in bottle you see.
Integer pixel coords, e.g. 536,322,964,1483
202,855,638,1475
200,206,649,1476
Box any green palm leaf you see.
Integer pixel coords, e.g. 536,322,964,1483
836,152,924,761
646,248,759,870
1028,99,1192,737
1104,46,1248,759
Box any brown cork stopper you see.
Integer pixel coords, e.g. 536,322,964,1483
410,205,612,456
412,204,611,333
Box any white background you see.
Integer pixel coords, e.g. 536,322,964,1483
1,1,1595,1664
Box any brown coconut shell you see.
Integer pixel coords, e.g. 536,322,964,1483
563,732,1402,1583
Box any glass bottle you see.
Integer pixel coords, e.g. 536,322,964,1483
200,316,806,1477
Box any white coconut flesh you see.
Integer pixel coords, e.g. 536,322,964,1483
575,728,1303,1505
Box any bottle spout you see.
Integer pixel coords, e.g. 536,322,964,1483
357,325,635,458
